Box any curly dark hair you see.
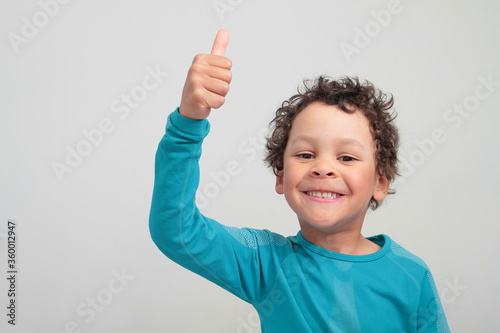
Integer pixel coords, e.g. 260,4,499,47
264,76,399,210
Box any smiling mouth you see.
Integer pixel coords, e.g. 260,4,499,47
304,191,343,199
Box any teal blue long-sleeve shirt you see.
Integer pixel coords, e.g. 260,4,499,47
149,108,450,333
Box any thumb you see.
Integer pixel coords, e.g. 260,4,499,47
210,29,229,56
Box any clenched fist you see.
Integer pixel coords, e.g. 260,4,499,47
179,29,232,120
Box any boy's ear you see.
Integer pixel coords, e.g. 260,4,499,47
275,170,284,195
372,175,390,201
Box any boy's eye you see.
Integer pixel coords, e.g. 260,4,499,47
296,153,314,159
339,156,356,162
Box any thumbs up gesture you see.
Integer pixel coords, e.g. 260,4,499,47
179,29,232,120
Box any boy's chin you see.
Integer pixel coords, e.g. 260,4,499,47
298,219,346,235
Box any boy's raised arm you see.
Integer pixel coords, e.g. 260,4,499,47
149,30,270,303
179,29,232,120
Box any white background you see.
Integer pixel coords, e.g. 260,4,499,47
1,0,499,332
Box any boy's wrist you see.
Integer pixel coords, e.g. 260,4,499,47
168,107,210,138
179,105,202,120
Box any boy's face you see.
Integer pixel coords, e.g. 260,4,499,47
275,102,389,237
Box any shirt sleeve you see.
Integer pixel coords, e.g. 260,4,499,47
416,270,451,333
148,108,286,303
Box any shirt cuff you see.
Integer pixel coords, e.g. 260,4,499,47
167,107,211,139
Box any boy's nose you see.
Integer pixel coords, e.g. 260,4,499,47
312,170,335,177
311,162,336,177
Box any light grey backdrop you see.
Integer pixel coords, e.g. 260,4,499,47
1,0,499,332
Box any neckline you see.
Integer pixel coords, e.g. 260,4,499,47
296,231,391,262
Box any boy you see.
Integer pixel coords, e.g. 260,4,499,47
149,30,450,332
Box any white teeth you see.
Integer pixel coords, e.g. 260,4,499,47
306,191,340,199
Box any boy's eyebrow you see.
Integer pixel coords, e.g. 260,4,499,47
290,135,367,150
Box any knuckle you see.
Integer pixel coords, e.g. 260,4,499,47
225,70,233,83
213,96,225,109
189,74,202,88
222,82,230,94
187,67,199,78
191,86,206,101
193,54,207,63
190,63,205,74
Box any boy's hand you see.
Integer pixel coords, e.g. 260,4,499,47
179,29,232,120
